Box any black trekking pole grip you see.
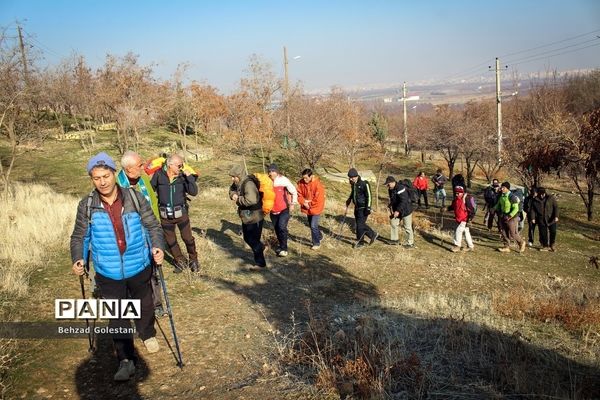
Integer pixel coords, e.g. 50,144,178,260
155,263,184,369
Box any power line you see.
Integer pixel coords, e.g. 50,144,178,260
499,28,600,58
436,28,600,82
510,42,600,68
505,36,600,65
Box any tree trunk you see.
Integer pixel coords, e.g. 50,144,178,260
587,175,595,221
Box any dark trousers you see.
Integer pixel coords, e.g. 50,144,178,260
242,220,266,267
307,214,323,245
270,209,290,251
354,208,375,242
539,223,557,247
417,189,429,208
486,208,497,230
161,214,197,263
527,220,537,244
95,267,155,361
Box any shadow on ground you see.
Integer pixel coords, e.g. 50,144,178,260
207,218,600,398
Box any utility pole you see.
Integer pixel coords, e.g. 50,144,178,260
17,24,29,87
402,81,408,155
490,57,506,163
283,46,289,148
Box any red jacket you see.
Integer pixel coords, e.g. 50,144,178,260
413,176,428,191
297,177,325,216
452,195,469,223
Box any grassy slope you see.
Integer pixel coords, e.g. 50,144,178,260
2,131,599,399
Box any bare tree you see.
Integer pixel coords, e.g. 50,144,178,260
0,26,43,193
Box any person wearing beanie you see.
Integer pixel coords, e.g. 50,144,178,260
448,186,475,252
495,181,526,253
530,187,559,252
384,176,414,247
345,168,378,248
267,163,298,257
228,165,267,268
70,152,166,381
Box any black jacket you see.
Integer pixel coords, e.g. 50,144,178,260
388,182,412,218
531,195,559,225
346,177,372,209
150,167,198,208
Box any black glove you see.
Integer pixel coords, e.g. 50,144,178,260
364,208,371,216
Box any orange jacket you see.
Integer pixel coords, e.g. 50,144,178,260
297,176,326,216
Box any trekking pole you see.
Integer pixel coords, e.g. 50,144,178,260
78,258,95,353
334,207,349,240
155,262,184,369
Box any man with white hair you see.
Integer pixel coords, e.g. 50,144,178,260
151,154,199,272
117,151,159,218
117,150,164,317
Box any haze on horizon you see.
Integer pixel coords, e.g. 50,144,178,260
1,0,599,93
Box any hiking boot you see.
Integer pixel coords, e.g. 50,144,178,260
277,250,288,257
353,242,365,249
463,246,474,252
451,246,461,252
550,246,556,252
388,240,399,246
498,247,511,253
519,242,527,253
189,260,200,272
114,359,135,382
311,244,321,250
403,243,415,249
154,305,166,318
369,232,379,245
173,258,187,273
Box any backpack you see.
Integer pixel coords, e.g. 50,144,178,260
510,188,524,213
252,173,275,214
402,179,419,207
465,194,477,221
484,185,498,205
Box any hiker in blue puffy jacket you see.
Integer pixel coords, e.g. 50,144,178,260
70,152,165,382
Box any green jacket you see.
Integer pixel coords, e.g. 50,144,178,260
495,191,519,218
117,170,160,219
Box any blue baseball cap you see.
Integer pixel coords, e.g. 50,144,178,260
86,152,117,174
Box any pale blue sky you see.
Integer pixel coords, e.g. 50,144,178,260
1,0,599,92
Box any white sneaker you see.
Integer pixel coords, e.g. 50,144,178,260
528,242,533,247
143,337,159,354
278,250,288,257
311,245,321,250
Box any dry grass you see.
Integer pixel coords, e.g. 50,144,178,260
272,289,600,399
493,278,600,334
0,183,78,296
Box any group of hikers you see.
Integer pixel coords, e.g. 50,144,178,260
69,150,559,381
